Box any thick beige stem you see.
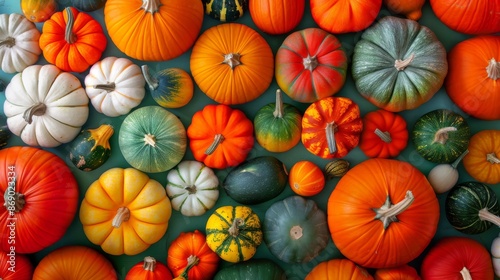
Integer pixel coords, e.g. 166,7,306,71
303,55,318,71
144,134,157,147
487,153,500,164
325,122,337,154
205,134,224,155
273,89,285,118
374,128,392,143
143,256,157,272
460,267,472,280
112,207,130,228
141,0,161,13
223,53,241,69
228,218,244,237
486,58,499,80
374,190,414,229
23,103,46,124
432,127,457,144
478,208,500,227
394,53,415,71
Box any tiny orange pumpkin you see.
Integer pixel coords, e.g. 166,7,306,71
289,160,325,196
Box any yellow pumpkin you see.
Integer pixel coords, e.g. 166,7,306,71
79,168,172,256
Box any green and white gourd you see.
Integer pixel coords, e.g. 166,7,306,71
203,0,248,22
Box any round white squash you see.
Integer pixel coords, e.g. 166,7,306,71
0,13,42,73
3,64,89,147
84,56,146,117
166,160,220,217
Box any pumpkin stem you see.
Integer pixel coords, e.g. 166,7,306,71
459,267,472,280
273,89,285,118
205,134,224,155
94,83,116,92
144,133,157,147
374,128,392,143
112,207,130,228
23,103,46,124
478,208,500,227
303,54,318,71
394,53,415,71
89,124,114,151
228,217,244,237
290,225,303,240
64,7,77,44
374,190,414,229
0,37,15,48
3,179,26,212
451,149,469,169
487,153,500,164
141,65,159,91
184,185,197,194
432,127,457,144
176,255,200,279
486,58,499,80
141,0,161,13
223,53,242,70
143,256,157,272
325,121,337,154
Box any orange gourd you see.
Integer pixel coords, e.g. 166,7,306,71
310,0,382,34
187,104,254,169
383,0,425,20
125,257,173,280
445,35,500,120
288,160,325,196
305,259,373,280
429,0,500,34
21,0,57,23
104,0,204,61
374,264,421,280
301,97,363,159
190,23,274,105
463,130,500,184
39,7,106,73
359,109,409,158
167,230,220,280
249,0,305,35
328,158,440,268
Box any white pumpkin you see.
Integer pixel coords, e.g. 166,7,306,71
492,234,500,277
84,56,146,117
0,13,42,73
166,160,220,217
3,64,89,147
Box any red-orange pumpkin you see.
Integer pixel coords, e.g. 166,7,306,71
39,7,106,73
275,28,348,103
0,252,33,280
249,0,305,35
125,257,172,280
374,264,421,280
288,160,325,197
305,259,373,280
328,158,440,268
301,97,363,159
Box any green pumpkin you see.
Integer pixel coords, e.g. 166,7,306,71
351,16,448,112
445,181,500,235
70,0,106,11
263,195,329,263
203,0,248,22
254,89,302,153
142,65,194,109
412,109,470,163
214,259,286,280
118,106,187,173
68,124,114,171
0,114,11,149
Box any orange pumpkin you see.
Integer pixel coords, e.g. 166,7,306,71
167,230,220,280
305,259,373,280
328,158,440,268
39,7,106,73
359,109,409,158
445,35,500,120
374,264,421,280
190,23,274,105
249,0,305,35
104,0,204,61
187,104,254,169
275,28,348,103
125,257,172,280
310,0,382,34
288,160,325,196
463,130,500,184
21,0,57,23
301,97,363,159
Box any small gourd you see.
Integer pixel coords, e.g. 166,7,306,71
427,150,468,194
68,124,114,172
142,65,194,109
324,159,350,179
21,0,57,23
204,0,248,22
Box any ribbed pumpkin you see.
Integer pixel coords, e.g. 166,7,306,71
190,23,274,105
463,130,500,184
305,259,373,280
301,96,363,159
249,0,305,35
205,205,263,263
445,35,500,120
39,7,107,73
0,252,33,280
374,265,421,280
288,160,325,196
352,16,448,112
275,28,348,103
104,0,204,61
125,257,172,280
328,158,440,268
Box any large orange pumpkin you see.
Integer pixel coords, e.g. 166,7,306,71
39,7,106,73
190,23,274,105
305,259,373,280
249,0,305,35
374,264,421,280
104,0,204,61
445,35,500,120
328,158,440,268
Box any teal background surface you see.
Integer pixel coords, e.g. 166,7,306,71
1,0,499,279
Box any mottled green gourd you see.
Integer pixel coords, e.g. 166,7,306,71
142,65,194,109
203,0,248,22
68,124,114,171
214,259,286,280
254,89,302,153
412,109,470,163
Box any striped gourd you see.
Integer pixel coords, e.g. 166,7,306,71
445,181,500,234
204,0,248,22
205,205,262,263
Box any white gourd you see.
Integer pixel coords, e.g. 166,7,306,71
492,235,500,277
427,150,468,194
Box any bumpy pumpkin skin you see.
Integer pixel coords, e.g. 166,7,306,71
352,16,448,112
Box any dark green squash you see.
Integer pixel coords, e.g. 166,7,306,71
0,79,5,92
70,0,106,12
0,114,11,149
68,124,114,171
254,89,302,153
263,195,329,263
445,181,500,234
223,156,287,205
203,0,248,22
412,109,470,163
214,259,286,280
